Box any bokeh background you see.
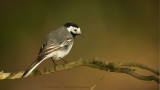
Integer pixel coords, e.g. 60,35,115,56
0,0,159,90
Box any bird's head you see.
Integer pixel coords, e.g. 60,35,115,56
64,23,83,37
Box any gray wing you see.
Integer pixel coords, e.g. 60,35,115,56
38,26,73,56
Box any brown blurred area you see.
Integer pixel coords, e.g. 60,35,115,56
0,0,159,90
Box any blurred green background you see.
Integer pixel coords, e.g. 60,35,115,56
0,0,159,90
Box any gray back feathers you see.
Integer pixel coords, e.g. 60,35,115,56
45,26,73,46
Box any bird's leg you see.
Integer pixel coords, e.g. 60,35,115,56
51,57,57,71
59,57,67,68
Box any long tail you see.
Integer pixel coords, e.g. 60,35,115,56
22,56,46,78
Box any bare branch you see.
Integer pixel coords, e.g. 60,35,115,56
0,58,159,83
116,62,160,75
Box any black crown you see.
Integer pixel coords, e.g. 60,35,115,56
64,23,79,28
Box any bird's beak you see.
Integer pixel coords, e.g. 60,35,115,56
79,33,84,37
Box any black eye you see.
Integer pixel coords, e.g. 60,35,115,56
74,29,77,31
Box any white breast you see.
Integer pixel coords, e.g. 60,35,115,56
57,43,73,59
48,43,73,60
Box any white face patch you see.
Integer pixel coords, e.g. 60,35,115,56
67,26,81,35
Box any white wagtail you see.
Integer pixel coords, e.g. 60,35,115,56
22,23,83,78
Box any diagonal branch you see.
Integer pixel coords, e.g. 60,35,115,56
0,58,159,83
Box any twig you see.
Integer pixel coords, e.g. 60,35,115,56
0,58,159,83
116,62,160,75
90,84,96,90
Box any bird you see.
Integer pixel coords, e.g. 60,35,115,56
22,23,83,78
